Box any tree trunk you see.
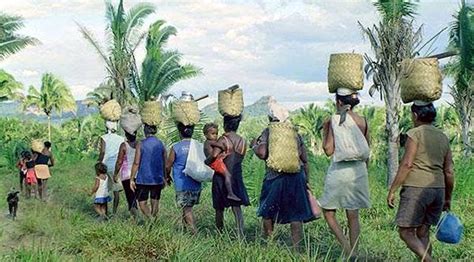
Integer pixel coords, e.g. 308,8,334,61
48,115,51,142
461,108,472,157
386,110,400,187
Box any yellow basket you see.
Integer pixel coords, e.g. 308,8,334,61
328,53,364,93
218,88,244,117
31,139,44,153
266,122,301,173
141,100,162,126
401,58,443,103
172,100,200,126
99,99,122,121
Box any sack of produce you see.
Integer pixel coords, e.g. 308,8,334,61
99,99,121,121
120,106,142,134
328,53,364,93
266,122,301,173
141,100,162,126
31,139,44,153
172,100,200,126
401,58,443,103
436,212,464,244
218,85,244,117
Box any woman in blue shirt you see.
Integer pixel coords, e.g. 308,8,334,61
166,123,201,234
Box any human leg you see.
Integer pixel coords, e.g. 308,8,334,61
37,179,43,200
136,185,152,219
223,170,240,201
346,209,360,254
290,222,303,250
42,179,48,200
122,179,138,217
323,209,351,255
113,190,120,214
231,206,244,237
417,225,432,258
183,207,197,234
398,227,433,262
215,209,224,232
262,218,274,238
150,185,163,217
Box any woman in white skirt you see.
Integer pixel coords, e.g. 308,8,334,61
320,88,371,257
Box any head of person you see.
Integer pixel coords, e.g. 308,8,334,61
44,141,51,149
24,151,32,160
335,88,360,110
203,123,219,141
105,120,118,133
223,114,242,133
125,131,137,143
144,124,157,136
95,162,107,176
177,122,194,139
411,101,436,125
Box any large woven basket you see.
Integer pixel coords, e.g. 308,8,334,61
328,53,364,93
31,139,44,153
172,100,200,126
100,99,121,121
120,106,142,134
141,100,162,126
266,122,301,173
401,58,442,103
218,88,244,117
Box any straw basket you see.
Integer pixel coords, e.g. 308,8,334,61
141,100,162,126
401,58,443,103
31,139,44,153
328,53,364,93
266,122,301,173
172,100,200,126
100,99,121,121
218,88,244,117
120,106,142,134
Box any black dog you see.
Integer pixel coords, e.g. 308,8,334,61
7,190,19,220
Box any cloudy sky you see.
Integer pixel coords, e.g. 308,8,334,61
0,0,459,109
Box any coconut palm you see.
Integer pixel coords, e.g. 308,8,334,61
359,0,423,186
0,13,39,60
78,0,155,106
132,20,202,102
22,73,76,141
444,0,474,156
84,80,114,107
0,69,23,101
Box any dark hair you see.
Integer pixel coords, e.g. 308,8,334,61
125,131,137,143
336,94,360,109
95,162,107,174
223,114,242,132
44,141,51,149
411,103,436,123
203,122,218,135
177,123,194,138
144,124,157,136
23,151,32,159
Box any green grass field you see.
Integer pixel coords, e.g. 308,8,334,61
0,155,472,261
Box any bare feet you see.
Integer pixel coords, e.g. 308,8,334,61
227,194,241,201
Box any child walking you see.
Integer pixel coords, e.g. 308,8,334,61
24,151,37,198
203,123,240,201
91,163,111,221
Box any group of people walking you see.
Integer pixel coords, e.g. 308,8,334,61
91,87,453,261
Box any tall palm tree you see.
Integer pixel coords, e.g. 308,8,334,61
0,13,39,60
360,0,423,186
444,0,474,156
84,80,114,107
0,69,23,101
78,0,155,106
23,73,76,141
132,20,202,102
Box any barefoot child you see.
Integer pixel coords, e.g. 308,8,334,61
203,123,240,201
91,163,111,220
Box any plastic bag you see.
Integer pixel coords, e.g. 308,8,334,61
183,139,214,183
436,212,463,244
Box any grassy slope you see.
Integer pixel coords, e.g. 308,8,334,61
0,155,472,261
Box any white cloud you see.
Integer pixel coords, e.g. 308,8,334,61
21,70,39,77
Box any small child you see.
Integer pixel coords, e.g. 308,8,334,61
203,123,240,201
91,163,111,220
7,188,20,220
15,151,28,192
24,151,37,198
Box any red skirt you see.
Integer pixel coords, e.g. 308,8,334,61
26,169,37,185
209,157,228,176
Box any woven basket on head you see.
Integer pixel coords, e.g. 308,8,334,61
401,58,443,103
141,100,162,126
266,122,301,174
218,88,244,117
31,139,44,153
328,53,364,93
172,100,200,126
100,99,122,121
120,106,142,134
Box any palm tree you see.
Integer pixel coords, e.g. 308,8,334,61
0,13,39,60
359,0,423,186
23,73,76,141
0,69,23,101
78,0,155,106
84,80,114,107
444,0,474,156
132,20,202,102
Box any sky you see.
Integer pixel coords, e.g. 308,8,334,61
0,0,460,109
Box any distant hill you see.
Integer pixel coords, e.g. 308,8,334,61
0,100,98,123
201,96,279,119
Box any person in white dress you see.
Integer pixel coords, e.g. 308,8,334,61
321,88,371,257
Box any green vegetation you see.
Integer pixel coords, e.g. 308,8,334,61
0,12,39,61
